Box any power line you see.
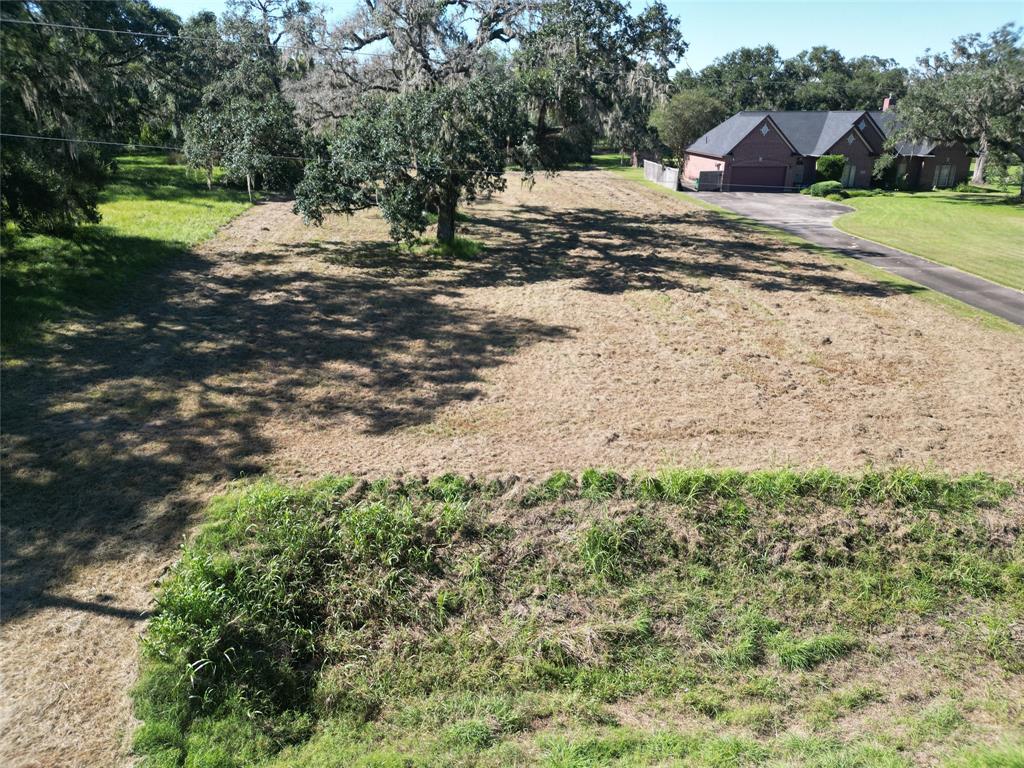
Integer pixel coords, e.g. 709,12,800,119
0,131,306,160
0,15,389,58
0,132,511,175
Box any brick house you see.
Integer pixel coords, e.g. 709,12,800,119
682,107,971,192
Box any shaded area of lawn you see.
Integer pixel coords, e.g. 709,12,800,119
834,189,1024,291
0,155,251,350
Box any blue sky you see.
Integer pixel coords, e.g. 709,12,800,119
160,0,1022,71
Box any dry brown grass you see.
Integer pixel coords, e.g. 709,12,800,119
2,169,1022,766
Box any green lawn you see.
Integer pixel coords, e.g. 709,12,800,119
0,155,251,351
134,470,1024,768
590,152,670,190
834,190,1024,291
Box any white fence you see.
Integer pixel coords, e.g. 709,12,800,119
643,159,680,190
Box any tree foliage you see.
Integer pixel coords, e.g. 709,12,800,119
285,0,526,129
893,23,1024,196
181,3,304,198
0,0,180,231
517,0,686,162
293,78,533,243
650,89,728,163
678,44,907,114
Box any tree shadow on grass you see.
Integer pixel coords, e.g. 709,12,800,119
1,237,570,620
1,179,922,621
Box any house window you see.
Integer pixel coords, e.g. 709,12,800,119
847,135,855,145
858,119,866,130
760,125,769,136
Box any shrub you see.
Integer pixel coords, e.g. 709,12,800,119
815,155,846,182
806,180,844,198
825,192,848,201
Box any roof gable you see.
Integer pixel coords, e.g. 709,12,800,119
824,126,874,155
687,109,942,158
685,112,767,158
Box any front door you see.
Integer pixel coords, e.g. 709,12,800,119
935,164,955,188
841,163,857,187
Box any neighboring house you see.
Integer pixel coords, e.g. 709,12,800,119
683,104,971,192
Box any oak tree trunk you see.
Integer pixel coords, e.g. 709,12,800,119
972,134,988,185
246,173,253,203
436,186,457,244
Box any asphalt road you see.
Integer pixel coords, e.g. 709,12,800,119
685,190,1024,326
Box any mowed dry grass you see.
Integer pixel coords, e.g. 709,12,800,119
2,169,1023,767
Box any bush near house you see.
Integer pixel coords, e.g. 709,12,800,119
815,154,846,182
802,180,844,197
133,470,1024,768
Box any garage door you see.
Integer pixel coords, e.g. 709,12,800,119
728,166,787,192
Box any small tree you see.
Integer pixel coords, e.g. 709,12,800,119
649,88,728,164
294,78,534,244
816,154,846,182
182,10,303,200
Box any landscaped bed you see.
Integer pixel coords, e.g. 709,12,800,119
135,470,1023,767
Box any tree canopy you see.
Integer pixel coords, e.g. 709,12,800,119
893,23,1024,195
0,0,180,230
649,89,728,163
676,44,908,114
294,77,532,244
181,6,303,198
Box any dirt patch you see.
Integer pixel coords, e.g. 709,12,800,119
2,169,1023,766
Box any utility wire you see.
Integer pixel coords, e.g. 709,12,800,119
0,131,305,160
0,132,512,174
0,15,388,57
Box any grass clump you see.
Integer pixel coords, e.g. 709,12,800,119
404,235,483,260
770,631,859,671
579,515,671,583
135,469,1023,767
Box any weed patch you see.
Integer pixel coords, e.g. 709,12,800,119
135,469,1023,767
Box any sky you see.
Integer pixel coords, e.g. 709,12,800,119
161,0,1023,72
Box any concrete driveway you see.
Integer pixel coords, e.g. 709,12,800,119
685,190,1024,326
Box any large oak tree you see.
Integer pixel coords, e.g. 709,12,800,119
894,23,1024,192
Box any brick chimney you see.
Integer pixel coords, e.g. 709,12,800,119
882,95,893,112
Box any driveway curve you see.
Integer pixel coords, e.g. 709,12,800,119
685,190,1024,326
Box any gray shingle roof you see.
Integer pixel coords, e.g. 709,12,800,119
687,110,936,158
685,112,767,158
868,111,936,156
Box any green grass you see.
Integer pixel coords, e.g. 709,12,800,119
0,155,251,351
833,190,1024,291
589,153,684,198
134,469,1023,767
